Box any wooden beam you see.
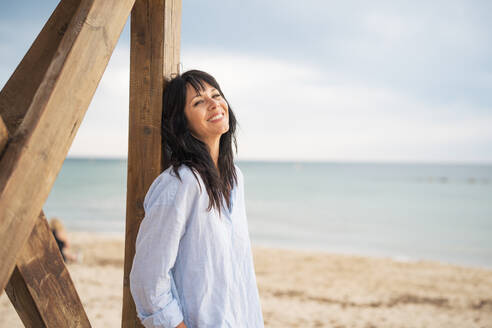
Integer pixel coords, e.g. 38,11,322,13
7,212,91,327
122,0,181,326
1,116,46,327
2,115,42,327
1,114,45,327
0,0,135,293
0,0,80,136
5,266,46,328
0,116,8,156
0,2,102,325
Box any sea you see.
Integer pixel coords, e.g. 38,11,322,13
44,158,492,269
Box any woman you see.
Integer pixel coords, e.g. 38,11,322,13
130,70,264,327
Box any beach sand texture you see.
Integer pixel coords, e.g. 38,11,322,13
1,232,491,327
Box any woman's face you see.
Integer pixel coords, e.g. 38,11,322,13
184,81,229,144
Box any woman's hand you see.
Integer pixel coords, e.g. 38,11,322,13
176,321,187,328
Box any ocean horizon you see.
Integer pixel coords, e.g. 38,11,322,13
44,158,492,269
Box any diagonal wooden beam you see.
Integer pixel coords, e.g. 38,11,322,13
3,113,85,326
0,0,80,136
0,6,90,319
5,266,46,328
1,115,46,327
7,212,91,327
0,0,135,293
122,0,181,326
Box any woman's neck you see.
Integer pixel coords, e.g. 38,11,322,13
207,137,220,171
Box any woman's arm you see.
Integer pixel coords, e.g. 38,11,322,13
130,199,187,328
130,166,200,328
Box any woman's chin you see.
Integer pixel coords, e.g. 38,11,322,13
213,124,229,136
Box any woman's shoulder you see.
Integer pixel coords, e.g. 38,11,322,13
143,164,203,211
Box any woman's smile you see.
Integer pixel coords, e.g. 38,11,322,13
207,112,224,123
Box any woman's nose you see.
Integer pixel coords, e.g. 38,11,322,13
207,96,219,109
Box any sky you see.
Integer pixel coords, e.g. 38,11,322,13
1,1,491,163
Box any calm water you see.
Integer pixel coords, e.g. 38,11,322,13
44,159,492,268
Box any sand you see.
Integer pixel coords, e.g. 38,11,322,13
1,231,492,327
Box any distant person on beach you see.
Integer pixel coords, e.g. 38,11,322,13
49,217,77,263
130,70,264,327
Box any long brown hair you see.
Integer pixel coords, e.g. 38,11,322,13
161,70,238,216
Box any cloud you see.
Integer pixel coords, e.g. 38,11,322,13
181,0,492,109
183,48,492,162
2,1,491,162
61,45,492,162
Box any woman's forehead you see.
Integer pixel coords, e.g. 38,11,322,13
186,81,215,98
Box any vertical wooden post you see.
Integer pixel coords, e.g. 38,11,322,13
0,115,7,155
122,0,181,326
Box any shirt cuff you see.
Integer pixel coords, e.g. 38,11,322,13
140,299,184,328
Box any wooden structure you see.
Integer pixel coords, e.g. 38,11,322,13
0,0,181,326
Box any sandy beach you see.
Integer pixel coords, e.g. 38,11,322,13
1,231,492,327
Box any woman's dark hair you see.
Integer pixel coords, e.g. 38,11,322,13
161,69,238,216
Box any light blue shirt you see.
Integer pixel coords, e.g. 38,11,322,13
130,164,264,328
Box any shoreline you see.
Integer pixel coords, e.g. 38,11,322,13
1,231,491,327
250,240,492,271
57,228,492,271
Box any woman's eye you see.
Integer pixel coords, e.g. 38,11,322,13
193,100,203,106
213,94,221,98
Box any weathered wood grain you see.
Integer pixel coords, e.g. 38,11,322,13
1,115,45,327
0,116,8,155
0,0,135,293
7,212,91,327
122,0,181,326
0,1,131,325
0,0,80,136
5,266,46,328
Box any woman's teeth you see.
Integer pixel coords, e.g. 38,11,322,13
208,113,223,121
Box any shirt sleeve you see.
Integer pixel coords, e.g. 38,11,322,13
130,172,196,328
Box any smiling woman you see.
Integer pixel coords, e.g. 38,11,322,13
161,70,238,214
129,70,264,328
